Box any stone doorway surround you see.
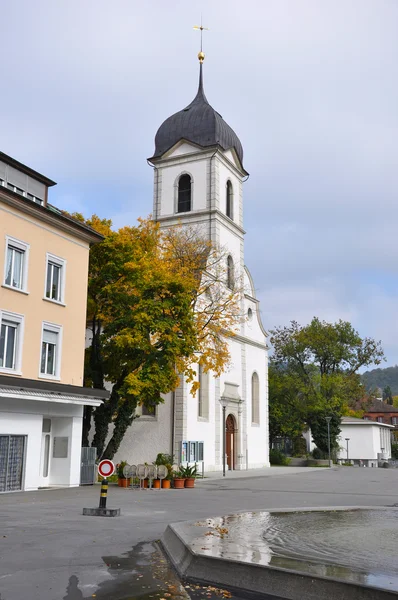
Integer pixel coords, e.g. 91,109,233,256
220,382,244,470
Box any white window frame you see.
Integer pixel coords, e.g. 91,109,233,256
3,236,30,294
44,253,66,306
0,309,24,375
39,321,62,381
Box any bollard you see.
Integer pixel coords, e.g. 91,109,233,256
99,479,108,509
83,459,120,517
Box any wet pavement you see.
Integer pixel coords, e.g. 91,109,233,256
61,541,243,600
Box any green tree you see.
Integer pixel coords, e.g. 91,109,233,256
270,318,385,453
268,362,307,446
382,385,393,405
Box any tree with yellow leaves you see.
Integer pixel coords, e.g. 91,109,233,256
74,214,241,459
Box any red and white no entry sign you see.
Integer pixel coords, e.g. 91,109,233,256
98,459,115,478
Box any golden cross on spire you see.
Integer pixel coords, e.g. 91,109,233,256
193,19,209,63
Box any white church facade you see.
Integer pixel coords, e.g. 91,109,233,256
113,54,269,471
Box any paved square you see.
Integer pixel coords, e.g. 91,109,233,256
0,467,397,599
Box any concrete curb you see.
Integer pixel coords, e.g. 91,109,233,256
160,510,398,600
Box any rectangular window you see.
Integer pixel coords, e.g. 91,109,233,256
141,403,156,416
377,416,383,423
392,417,397,425
0,311,24,373
40,323,62,379
45,254,66,304
3,237,29,292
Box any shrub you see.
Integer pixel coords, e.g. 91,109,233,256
312,447,328,460
178,464,198,478
292,436,307,457
391,443,398,460
154,453,174,466
154,453,174,480
270,449,291,466
116,461,128,479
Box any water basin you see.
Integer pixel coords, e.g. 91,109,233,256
188,508,398,593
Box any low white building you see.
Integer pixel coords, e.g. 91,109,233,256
337,416,393,467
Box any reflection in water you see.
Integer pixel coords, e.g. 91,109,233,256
190,509,398,592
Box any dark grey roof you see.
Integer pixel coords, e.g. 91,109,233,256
0,374,109,399
152,64,244,168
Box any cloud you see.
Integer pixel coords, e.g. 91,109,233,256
1,0,398,365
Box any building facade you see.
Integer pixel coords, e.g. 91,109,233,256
111,55,269,471
0,152,107,492
363,399,398,440
337,417,393,467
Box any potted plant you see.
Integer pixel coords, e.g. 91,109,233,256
173,469,185,489
154,453,173,489
179,464,197,488
116,461,130,487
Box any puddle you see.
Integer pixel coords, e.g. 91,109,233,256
188,509,398,592
63,542,243,600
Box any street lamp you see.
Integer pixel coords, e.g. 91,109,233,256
345,438,350,462
219,397,228,477
325,416,332,468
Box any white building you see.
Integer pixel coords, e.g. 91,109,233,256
112,53,269,471
337,416,393,467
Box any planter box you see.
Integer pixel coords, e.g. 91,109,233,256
306,459,329,467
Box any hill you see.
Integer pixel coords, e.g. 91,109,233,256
361,365,398,395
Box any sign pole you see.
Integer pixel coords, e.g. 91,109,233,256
83,460,120,517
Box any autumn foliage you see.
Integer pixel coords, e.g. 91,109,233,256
69,213,241,459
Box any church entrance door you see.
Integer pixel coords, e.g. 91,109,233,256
226,414,237,470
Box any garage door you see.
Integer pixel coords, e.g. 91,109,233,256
0,435,25,492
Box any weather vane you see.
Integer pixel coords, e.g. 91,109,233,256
193,19,209,63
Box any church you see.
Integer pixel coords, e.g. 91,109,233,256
114,51,269,471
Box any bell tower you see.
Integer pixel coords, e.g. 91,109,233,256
147,52,248,288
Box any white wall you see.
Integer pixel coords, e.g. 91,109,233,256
246,342,269,468
158,157,208,216
111,393,173,465
337,423,392,460
0,397,83,491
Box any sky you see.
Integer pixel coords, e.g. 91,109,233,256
1,0,398,368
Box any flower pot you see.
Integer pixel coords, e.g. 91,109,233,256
161,479,171,489
142,479,148,488
184,477,195,488
173,478,185,489
118,478,131,488
153,479,161,489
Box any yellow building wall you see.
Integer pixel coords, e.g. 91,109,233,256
0,202,89,386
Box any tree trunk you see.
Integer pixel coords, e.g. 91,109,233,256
92,384,120,459
82,315,106,448
101,396,138,460
82,406,93,447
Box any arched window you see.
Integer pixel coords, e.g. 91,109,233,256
177,174,191,213
226,180,233,219
227,255,234,290
251,372,260,424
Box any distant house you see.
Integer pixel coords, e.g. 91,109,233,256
337,416,393,467
0,151,108,492
362,399,398,440
304,416,393,467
